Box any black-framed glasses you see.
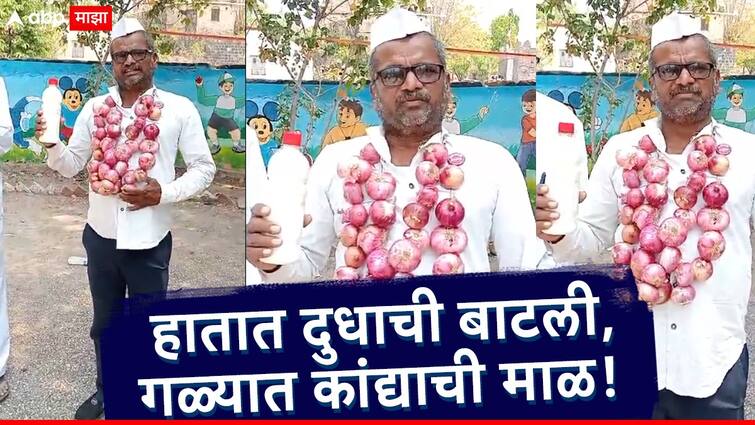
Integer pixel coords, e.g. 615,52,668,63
376,63,444,87
111,49,154,64
653,62,715,81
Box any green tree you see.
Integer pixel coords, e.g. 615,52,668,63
0,0,64,58
490,10,519,51
430,3,497,80
538,0,716,164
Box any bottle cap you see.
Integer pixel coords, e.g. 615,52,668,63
282,130,302,146
48,78,58,86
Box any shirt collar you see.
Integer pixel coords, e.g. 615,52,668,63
646,116,721,154
106,84,159,107
365,125,454,165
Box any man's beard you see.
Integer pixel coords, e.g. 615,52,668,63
656,85,718,124
118,70,151,91
377,90,448,137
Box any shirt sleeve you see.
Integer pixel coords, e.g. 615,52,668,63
261,147,338,283
46,99,93,178
548,137,621,264
159,100,216,204
490,145,548,270
0,78,13,155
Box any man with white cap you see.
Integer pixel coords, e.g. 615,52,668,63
536,11,753,419
246,7,544,282
35,16,216,418
0,76,15,403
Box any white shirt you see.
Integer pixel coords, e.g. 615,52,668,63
0,78,13,154
548,118,755,398
47,86,216,250
246,129,267,285
262,126,546,283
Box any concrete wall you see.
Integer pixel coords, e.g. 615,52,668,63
1,59,246,170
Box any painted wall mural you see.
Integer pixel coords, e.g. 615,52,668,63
1,59,246,170
245,81,536,178
538,73,755,152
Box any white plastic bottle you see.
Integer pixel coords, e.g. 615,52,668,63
260,130,311,265
40,78,62,145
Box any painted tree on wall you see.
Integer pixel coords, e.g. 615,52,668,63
538,0,717,166
0,0,64,59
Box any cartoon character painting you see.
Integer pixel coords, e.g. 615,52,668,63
196,72,245,154
59,76,88,141
517,88,536,175
620,86,659,133
9,96,41,148
321,98,368,149
713,84,755,130
246,99,281,167
441,95,489,135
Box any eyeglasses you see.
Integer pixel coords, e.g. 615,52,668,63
111,49,153,64
653,62,715,81
375,63,444,87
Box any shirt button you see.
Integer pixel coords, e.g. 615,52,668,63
409,183,415,189
671,323,677,330
680,169,686,174
120,207,125,212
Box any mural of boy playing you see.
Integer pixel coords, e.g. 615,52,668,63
517,88,536,176
196,72,245,154
321,98,368,148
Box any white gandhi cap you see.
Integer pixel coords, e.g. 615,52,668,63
650,11,709,50
111,17,145,40
369,7,431,55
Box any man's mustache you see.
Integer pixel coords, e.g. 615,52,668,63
397,91,431,104
670,87,701,97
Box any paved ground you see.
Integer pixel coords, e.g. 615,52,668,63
0,188,244,419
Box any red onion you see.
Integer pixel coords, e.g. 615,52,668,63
435,198,465,228
619,205,635,225
133,169,148,183
658,246,682,274
106,110,122,125
671,285,696,305
388,239,422,273
340,224,359,247
122,171,136,185
622,223,640,244
642,263,668,287
140,95,154,107
696,208,730,232
623,170,641,188
91,181,102,193
422,143,449,167
416,186,439,209
639,224,663,254
694,135,716,155
92,103,104,116
687,151,709,172
611,243,633,265
134,117,146,130
415,161,440,185
630,249,653,279
99,180,114,195
106,124,121,139
430,227,468,254
625,188,645,209
335,266,360,280
637,282,660,303
673,186,697,210
100,137,116,152
148,107,162,121
139,139,160,154
103,150,118,166
702,182,728,208
87,160,101,173
89,172,99,182
708,154,729,176
366,248,396,279
687,171,707,193
632,205,657,229
638,135,656,153
337,157,369,183
672,262,693,287
439,165,464,190
403,229,430,250
369,200,396,228
345,246,367,268
139,152,156,170
134,103,149,118
657,282,672,305
93,116,106,129
104,96,116,108
92,149,104,161
615,149,636,170
633,149,649,170
342,204,368,227
90,139,101,152
104,169,120,184
143,123,160,140
98,104,111,117
357,225,387,255
716,144,731,155
691,258,713,281
432,253,464,275
343,182,364,204
366,172,397,200
673,208,696,230
402,203,430,230
697,230,725,261
125,139,139,153
115,144,131,162
94,127,107,140
658,217,688,247
644,183,668,208
642,161,669,184
114,161,128,177
359,143,380,165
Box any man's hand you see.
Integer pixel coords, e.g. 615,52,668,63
479,106,489,119
120,177,162,211
34,110,63,149
247,203,311,272
535,184,587,243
